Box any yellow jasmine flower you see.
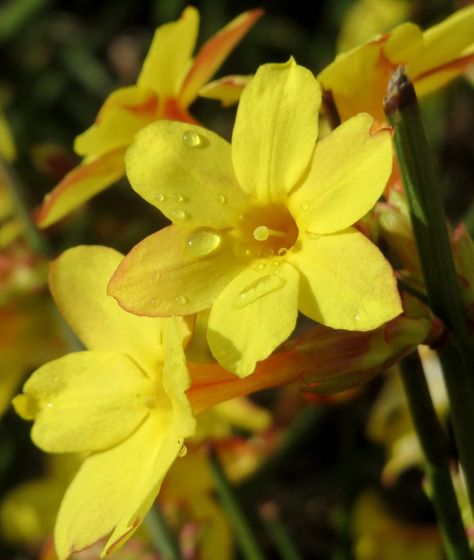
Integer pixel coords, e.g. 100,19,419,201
36,7,263,228
319,5,474,124
13,245,196,558
109,58,402,377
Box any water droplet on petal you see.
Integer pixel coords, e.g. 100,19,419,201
233,274,286,309
186,229,222,257
300,201,309,211
155,193,166,202
205,297,215,306
178,445,188,458
172,209,188,221
354,311,361,322
150,298,161,306
183,130,202,148
150,271,161,281
215,193,227,204
46,402,53,409
307,232,319,240
175,295,189,305
277,248,288,256
174,193,187,203
253,262,265,271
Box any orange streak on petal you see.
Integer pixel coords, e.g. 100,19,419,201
35,148,125,228
161,97,199,124
413,51,474,83
179,8,264,107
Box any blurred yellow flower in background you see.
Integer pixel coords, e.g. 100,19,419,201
36,7,262,228
319,5,474,124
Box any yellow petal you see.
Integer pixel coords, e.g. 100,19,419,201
162,316,196,438
208,261,299,377
125,120,249,229
199,74,251,107
14,351,151,453
407,5,474,80
0,113,16,161
382,22,423,63
108,225,246,316
74,109,146,159
54,414,183,559
289,229,402,331
232,59,321,203
290,113,392,234
0,365,24,419
36,149,125,228
137,7,199,97
49,245,165,373
179,9,263,107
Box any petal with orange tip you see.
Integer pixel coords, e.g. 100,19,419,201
199,75,251,107
36,149,125,228
180,9,263,107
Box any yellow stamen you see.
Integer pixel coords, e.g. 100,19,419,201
253,225,287,241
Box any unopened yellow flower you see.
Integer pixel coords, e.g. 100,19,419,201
13,245,196,558
36,7,262,228
109,59,402,377
319,5,474,124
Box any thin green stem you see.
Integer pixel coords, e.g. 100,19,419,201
260,502,303,560
209,450,265,560
384,66,474,513
0,156,51,257
399,351,472,560
144,504,183,560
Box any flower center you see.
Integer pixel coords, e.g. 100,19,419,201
234,205,298,259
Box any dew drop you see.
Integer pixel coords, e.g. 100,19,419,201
172,209,188,221
173,193,187,203
186,228,222,257
277,248,288,256
175,295,189,305
178,445,188,458
46,402,53,409
354,311,361,322
150,271,161,281
150,298,161,306
205,297,215,306
215,193,227,204
300,201,309,211
253,262,265,271
155,193,166,203
183,130,202,148
233,274,286,308
307,232,319,240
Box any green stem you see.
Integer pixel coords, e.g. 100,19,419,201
209,450,265,560
260,502,303,560
0,156,51,257
144,504,183,560
399,351,471,560
384,66,474,513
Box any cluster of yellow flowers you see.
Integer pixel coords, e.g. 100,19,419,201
6,4,474,558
